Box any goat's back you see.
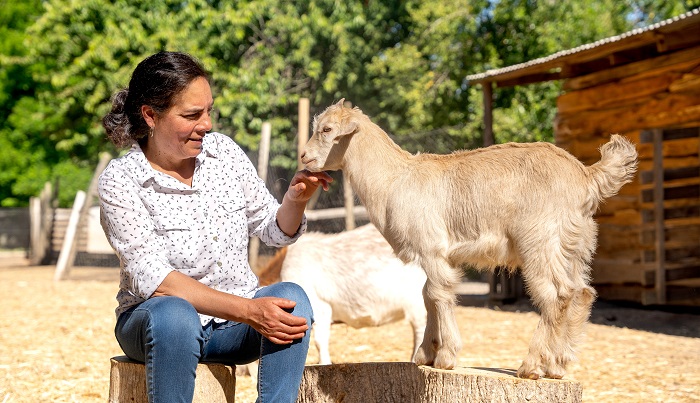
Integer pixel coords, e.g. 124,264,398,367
382,136,637,268
391,142,589,222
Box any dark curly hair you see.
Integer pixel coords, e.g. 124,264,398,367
102,51,209,148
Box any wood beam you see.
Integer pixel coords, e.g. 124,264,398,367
653,128,667,305
482,81,494,147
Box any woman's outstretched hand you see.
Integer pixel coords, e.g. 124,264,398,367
285,170,333,203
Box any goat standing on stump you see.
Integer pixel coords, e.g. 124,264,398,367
300,99,638,380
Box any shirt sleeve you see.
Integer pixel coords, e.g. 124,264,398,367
223,137,307,247
98,164,174,300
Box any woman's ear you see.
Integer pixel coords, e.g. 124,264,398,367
141,105,156,128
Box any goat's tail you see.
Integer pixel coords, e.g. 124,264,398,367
586,134,638,208
256,247,287,286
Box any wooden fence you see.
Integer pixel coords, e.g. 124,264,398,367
0,208,30,250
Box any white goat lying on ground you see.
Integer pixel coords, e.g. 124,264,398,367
258,223,427,364
301,99,638,379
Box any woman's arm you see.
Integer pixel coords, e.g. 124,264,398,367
153,271,308,344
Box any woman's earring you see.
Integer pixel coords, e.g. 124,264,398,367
149,126,154,138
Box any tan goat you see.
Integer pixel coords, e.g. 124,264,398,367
300,99,638,379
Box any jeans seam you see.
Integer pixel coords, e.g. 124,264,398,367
257,338,265,403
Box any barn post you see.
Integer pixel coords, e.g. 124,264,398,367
483,80,495,147
652,129,667,304
481,80,520,301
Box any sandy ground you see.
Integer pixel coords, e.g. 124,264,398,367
0,257,698,402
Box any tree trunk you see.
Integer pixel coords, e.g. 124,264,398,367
298,362,582,403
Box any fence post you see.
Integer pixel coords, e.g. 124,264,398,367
297,98,309,171
297,97,322,210
343,172,355,231
249,122,271,272
54,190,86,281
29,197,41,262
53,152,111,280
29,182,53,265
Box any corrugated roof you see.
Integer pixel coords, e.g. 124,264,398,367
466,8,700,84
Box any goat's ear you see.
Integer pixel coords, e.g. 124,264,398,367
339,119,358,138
335,98,346,108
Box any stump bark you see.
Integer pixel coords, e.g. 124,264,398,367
298,362,582,403
108,356,236,403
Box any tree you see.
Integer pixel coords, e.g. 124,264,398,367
3,0,696,207
364,0,697,149
14,0,221,206
0,0,43,206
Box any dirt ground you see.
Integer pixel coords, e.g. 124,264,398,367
0,258,698,402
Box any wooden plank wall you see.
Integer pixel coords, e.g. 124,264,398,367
555,45,700,306
49,208,89,263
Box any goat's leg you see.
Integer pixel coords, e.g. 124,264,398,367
414,282,439,366
405,301,427,362
414,259,462,369
538,241,597,378
312,301,334,365
548,283,596,378
517,263,573,379
405,301,426,362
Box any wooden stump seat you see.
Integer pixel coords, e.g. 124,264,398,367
108,356,236,403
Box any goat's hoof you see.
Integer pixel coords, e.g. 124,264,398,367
544,368,566,379
433,350,457,370
544,363,566,379
517,363,543,380
413,348,435,367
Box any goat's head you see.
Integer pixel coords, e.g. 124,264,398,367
301,99,359,172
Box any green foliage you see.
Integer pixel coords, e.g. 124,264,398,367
0,0,44,206
0,0,696,207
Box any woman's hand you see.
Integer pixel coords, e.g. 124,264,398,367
285,170,333,203
276,170,333,236
244,297,309,344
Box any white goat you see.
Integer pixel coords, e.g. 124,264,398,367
258,223,427,364
300,99,638,379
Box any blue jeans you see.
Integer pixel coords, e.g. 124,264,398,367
115,282,313,403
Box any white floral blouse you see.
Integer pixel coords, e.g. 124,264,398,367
98,132,306,325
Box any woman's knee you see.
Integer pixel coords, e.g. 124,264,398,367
142,296,202,339
116,296,203,360
259,282,313,320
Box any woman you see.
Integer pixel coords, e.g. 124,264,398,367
99,51,332,403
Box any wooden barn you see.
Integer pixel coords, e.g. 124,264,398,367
468,9,700,306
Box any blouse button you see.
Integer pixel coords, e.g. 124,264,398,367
217,261,223,267
213,236,218,241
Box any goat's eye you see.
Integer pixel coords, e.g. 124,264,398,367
322,126,332,133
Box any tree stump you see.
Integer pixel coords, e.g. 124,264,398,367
298,362,582,403
108,356,236,403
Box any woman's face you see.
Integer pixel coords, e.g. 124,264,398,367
152,76,214,161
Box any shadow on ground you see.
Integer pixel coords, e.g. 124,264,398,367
457,292,700,338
